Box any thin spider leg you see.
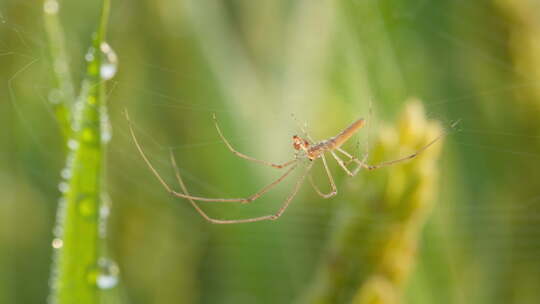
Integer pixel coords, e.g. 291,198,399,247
291,113,315,142
336,131,446,171
270,161,313,220
126,110,177,194
342,150,363,166
337,147,367,175
309,154,337,198
171,163,297,203
229,163,298,203
169,150,278,224
330,151,355,176
213,114,296,169
361,133,444,170
126,109,298,203
172,150,311,223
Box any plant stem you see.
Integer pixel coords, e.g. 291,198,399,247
43,0,76,140
49,0,111,303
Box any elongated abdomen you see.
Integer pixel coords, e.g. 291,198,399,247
328,118,365,150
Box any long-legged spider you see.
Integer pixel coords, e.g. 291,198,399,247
125,111,447,224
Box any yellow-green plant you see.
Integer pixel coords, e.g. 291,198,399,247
301,100,443,304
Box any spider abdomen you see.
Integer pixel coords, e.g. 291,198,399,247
330,118,365,149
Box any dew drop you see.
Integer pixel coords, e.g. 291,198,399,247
101,131,111,143
52,225,63,238
78,198,96,218
53,197,67,238
58,182,69,193
100,203,110,219
52,238,63,249
99,42,118,80
60,167,71,180
99,195,112,238
44,0,59,14
85,47,95,62
82,128,95,143
88,258,120,289
67,139,78,150
100,106,112,143
100,65,116,80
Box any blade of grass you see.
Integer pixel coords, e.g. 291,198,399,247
43,0,76,140
49,0,112,303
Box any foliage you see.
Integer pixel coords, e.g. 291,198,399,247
45,0,116,303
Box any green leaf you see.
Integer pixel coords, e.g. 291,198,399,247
43,0,76,140
48,0,113,303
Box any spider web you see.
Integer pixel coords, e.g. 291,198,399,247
3,1,540,304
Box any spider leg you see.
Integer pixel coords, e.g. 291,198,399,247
363,120,461,170
291,113,316,143
330,151,355,176
126,109,298,204
269,161,313,220
336,130,445,171
309,154,337,198
342,150,366,166
169,162,298,203
126,110,178,194
172,150,311,223
213,114,296,169
337,147,367,175
169,150,276,224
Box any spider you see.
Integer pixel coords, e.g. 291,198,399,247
125,111,446,224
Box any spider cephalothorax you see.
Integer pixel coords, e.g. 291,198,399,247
293,135,324,160
293,135,326,160
292,135,310,151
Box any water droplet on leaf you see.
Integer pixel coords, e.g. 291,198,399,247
44,0,59,14
88,258,120,289
58,182,69,193
100,204,110,219
99,42,118,80
78,198,96,218
100,106,112,143
85,47,95,62
60,167,71,179
52,238,63,249
82,128,95,143
67,139,78,150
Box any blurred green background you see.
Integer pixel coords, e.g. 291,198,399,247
2,0,540,303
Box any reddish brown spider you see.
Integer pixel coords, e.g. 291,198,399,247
126,111,445,224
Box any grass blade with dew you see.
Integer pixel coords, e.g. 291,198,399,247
43,0,76,140
48,0,116,303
